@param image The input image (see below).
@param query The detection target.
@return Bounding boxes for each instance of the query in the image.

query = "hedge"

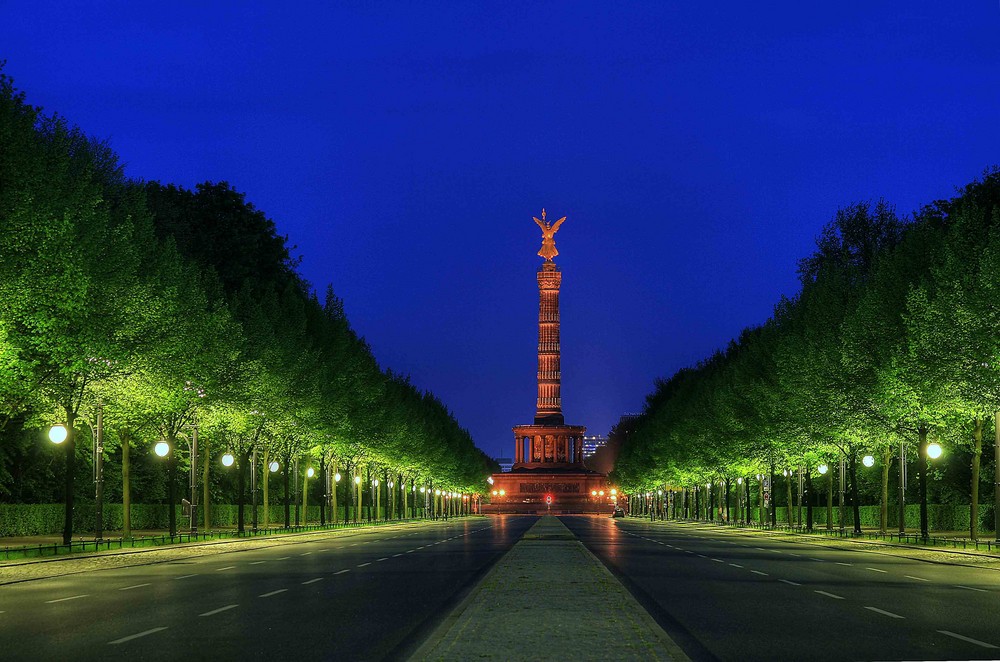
[0,503,427,537]
[741,504,996,533]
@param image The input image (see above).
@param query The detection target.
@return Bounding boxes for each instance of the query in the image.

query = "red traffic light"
[545,495,552,504]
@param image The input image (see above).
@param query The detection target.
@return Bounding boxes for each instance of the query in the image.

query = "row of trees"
[613,169,1000,540]
[0,70,495,543]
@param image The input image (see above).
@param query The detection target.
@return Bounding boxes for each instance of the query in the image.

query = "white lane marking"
[754,547,766,551]
[787,552,801,557]
[866,567,887,573]
[276,556,290,560]
[779,579,801,586]
[175,574,198,580]
[108,627,168,644]
[751,570,768,576]
[357,562,371,568]
[865,606,904,619]
[334,569,350,575]
[46,594,88,603]
[814,590,844,600]
[216,566,236,571]
[729,563,744,568]
[377,557,388,562]
[711,558,724,563]
[904,575,929,582]
[685,550,693,554]
[836,562,852,566]
[938,630,998,649]
[809,558,825,562]
[406,550,415,553]
[199,604,238,617]
[697,554,707,558]
[302,578,323,585]
[955,585,988,593]
[119,583,151,591]
[299,552,312,556]
[250,561,266,565]
[393,553,403,557]
[259,589,288,598]
[416,546,425,549]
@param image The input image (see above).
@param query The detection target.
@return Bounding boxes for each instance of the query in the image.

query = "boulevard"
[4,515,1000,660]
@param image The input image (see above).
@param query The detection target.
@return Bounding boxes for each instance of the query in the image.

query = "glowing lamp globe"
[334,472,341,482]
[862,455,875,468]
[154,441,170,457]
[927,443,943,459]
[354,476,361,484]
[817,464,829,475]
[48,425,68,444]
[306,467,315,478]
[221,452,235,467]
[269,461,280,473]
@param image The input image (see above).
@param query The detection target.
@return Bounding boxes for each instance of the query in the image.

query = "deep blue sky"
[3,2,998,458]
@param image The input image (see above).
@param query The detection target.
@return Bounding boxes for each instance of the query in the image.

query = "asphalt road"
[562,516,1000,662]
[0,516,536,661]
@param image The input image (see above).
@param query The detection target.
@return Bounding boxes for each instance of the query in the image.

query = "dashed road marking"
[729,563,744,568]
[199,604,238,617]
[809,558,824,562]
[276,556,290,561]
[302,578,323,585]
[955,585,987,593]
[216,566,236,571]
[334,569,350,575]
[711,558,724,563]
[866,567,886,573]
[751,570,768,576]
[393,553,403,557]
[109,627,168,644]
[814,590,844,600]
[119,583,151,591]
[836,562,852,566]
[865,606,904,619]
[938,631,997,649]
[46,594,88,603]
[299,552,312,556]
[904,575,929,582]
[357,562,371,568]
[259,589,288,598]
[250,561,266,565]
[779,579,801,586]
[175,574,197,580]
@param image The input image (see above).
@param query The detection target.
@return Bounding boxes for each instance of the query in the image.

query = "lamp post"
[304,466,315,525]
[898,440,906,535]
[49,402,104,544]
[818,463,831,531]
[839,456,846,533]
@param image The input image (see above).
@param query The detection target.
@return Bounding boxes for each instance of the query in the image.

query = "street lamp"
[222,452,235,467]
[817,464,829,475]
[154,441,170,457]
[927,443,943,460]
[862,455,875,468]
[269,461,280,473]
[48,403,105,544]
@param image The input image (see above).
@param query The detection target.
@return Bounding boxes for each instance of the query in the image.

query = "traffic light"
[545,495,552,505]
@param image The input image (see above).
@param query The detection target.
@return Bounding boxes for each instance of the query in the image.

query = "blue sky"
[3,1,998,457]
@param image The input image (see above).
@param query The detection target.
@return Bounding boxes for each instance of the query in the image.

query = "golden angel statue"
[533,208,566,262]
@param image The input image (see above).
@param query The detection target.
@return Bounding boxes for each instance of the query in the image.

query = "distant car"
[612,506,625,518]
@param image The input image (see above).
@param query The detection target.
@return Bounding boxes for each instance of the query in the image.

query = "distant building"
[494,456,514,472]
[581,435,607,458]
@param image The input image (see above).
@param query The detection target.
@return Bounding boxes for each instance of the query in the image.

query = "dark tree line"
[614,170,1000,540]
[0,70,495,541]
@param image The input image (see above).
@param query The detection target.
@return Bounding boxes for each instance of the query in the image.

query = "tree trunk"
[62,408,77,545]
[971,417,982,541]
[121,431,131,539]
[283,453,291,528]
[826,467,833,531]
[785,470,793,527]
[917,425,929,540]
[202,435,211,530]
[262,450,270,528]
[849,449,861,534]
[880,447,890,533]
[805,469,814,531]
[724,480,731,522]
[167,433,178,538]
[237,451,248,534]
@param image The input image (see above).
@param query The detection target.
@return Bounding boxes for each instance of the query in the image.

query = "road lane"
[0,516,536,660]
[562,516,1000,661]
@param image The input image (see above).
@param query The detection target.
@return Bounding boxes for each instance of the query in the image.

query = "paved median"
[411,515,688,661]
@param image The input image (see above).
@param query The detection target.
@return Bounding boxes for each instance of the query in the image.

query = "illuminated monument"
[487,210,610,513]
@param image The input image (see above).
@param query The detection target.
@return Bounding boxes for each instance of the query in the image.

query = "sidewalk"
[410,516,688,661]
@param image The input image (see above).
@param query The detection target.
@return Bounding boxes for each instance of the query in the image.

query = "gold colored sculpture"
[533,208,566,262]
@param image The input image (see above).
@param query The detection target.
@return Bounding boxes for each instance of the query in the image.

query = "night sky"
[3,3,998,458]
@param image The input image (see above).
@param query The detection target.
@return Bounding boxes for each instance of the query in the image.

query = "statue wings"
[550,216,566,233]
[533,216,546,231]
